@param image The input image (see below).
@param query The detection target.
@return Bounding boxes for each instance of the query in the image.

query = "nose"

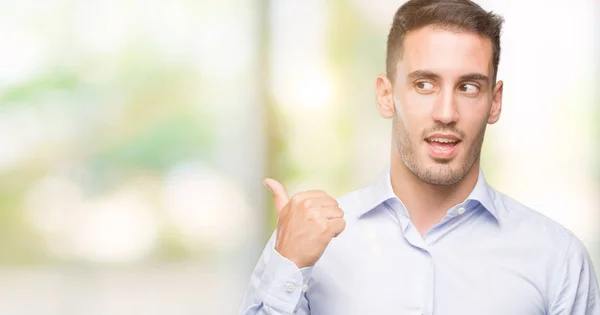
[431,88,459,124]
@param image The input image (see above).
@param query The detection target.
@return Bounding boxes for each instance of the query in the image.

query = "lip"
[425,133,461,141]
[424,134,461,160]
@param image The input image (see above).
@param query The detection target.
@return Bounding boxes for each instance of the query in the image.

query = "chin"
[420,169,466,186]
[399,147,473,185]
[414,159,467,184]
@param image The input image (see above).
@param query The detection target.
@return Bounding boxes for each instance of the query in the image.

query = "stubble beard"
[393,116,487,186]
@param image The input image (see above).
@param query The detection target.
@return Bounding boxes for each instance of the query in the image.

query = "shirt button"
[284,283,295,292]
[457,207,465,215]
[302,284,309,292]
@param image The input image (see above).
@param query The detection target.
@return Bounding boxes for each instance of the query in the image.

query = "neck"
[390,155,480,235]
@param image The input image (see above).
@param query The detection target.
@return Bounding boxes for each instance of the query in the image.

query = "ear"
[375,74,395,119]
[488,80,503,124]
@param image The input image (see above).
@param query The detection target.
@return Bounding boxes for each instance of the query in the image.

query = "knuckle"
[308,189,327,197]
[322,193,337,205]
[302,199,312,209]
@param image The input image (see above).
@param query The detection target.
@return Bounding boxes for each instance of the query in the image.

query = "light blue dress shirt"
[238,168,599,315]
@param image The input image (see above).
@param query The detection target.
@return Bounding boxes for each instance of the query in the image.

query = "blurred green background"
[0,0,597,314]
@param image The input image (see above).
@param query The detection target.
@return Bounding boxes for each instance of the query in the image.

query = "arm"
[238,178,344,315]
[549,235,600,315]
[237,233,312,315]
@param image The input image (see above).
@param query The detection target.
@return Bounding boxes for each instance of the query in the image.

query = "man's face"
[382,25,502,186]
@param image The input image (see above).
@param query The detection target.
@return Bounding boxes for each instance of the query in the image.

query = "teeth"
[429,138,457,143]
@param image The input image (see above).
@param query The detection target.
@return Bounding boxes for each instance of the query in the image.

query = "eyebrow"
[459,73,489,83]
[407,70,490,84]
[407,70,440,81]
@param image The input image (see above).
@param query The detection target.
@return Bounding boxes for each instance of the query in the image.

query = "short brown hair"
[386,0,504,83]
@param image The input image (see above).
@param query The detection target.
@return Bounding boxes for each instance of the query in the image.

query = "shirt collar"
[357,166,499,221]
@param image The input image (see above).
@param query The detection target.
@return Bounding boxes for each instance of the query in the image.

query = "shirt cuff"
[257,247,314,314]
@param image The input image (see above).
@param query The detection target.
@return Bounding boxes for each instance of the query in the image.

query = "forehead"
[399,25,493,78]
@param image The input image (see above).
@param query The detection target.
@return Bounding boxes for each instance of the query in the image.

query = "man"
[238,0,600,314]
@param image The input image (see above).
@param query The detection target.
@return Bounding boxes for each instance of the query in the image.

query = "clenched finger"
[328,218,346,237]
[302,197,338,209]
[319,206,344,219]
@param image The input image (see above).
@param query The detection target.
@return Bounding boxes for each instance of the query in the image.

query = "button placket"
[421,247,435,315]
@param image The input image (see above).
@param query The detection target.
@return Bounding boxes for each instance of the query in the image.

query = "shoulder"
[493,189,575,236]
[492,189,598,308]
[334,184,375,219]
[491,188,583,256]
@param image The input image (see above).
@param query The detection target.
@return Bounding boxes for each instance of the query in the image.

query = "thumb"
[264,178,289,217]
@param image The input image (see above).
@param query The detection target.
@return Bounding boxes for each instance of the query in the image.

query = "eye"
[459,83,479,96]
[415,81,436,94]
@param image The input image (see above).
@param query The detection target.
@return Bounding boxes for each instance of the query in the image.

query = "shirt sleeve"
[549,234,600,315]
[238,231,313,315]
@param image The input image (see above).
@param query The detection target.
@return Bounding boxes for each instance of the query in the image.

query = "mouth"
[425,135,461,159]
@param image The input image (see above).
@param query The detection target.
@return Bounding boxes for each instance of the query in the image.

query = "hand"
[264,178,346,269]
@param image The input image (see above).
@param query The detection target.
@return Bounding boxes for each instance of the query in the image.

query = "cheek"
[396,93,433,132]
[457,105,489,138]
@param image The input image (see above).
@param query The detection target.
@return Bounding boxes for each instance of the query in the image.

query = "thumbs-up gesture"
[264,178,346,269]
